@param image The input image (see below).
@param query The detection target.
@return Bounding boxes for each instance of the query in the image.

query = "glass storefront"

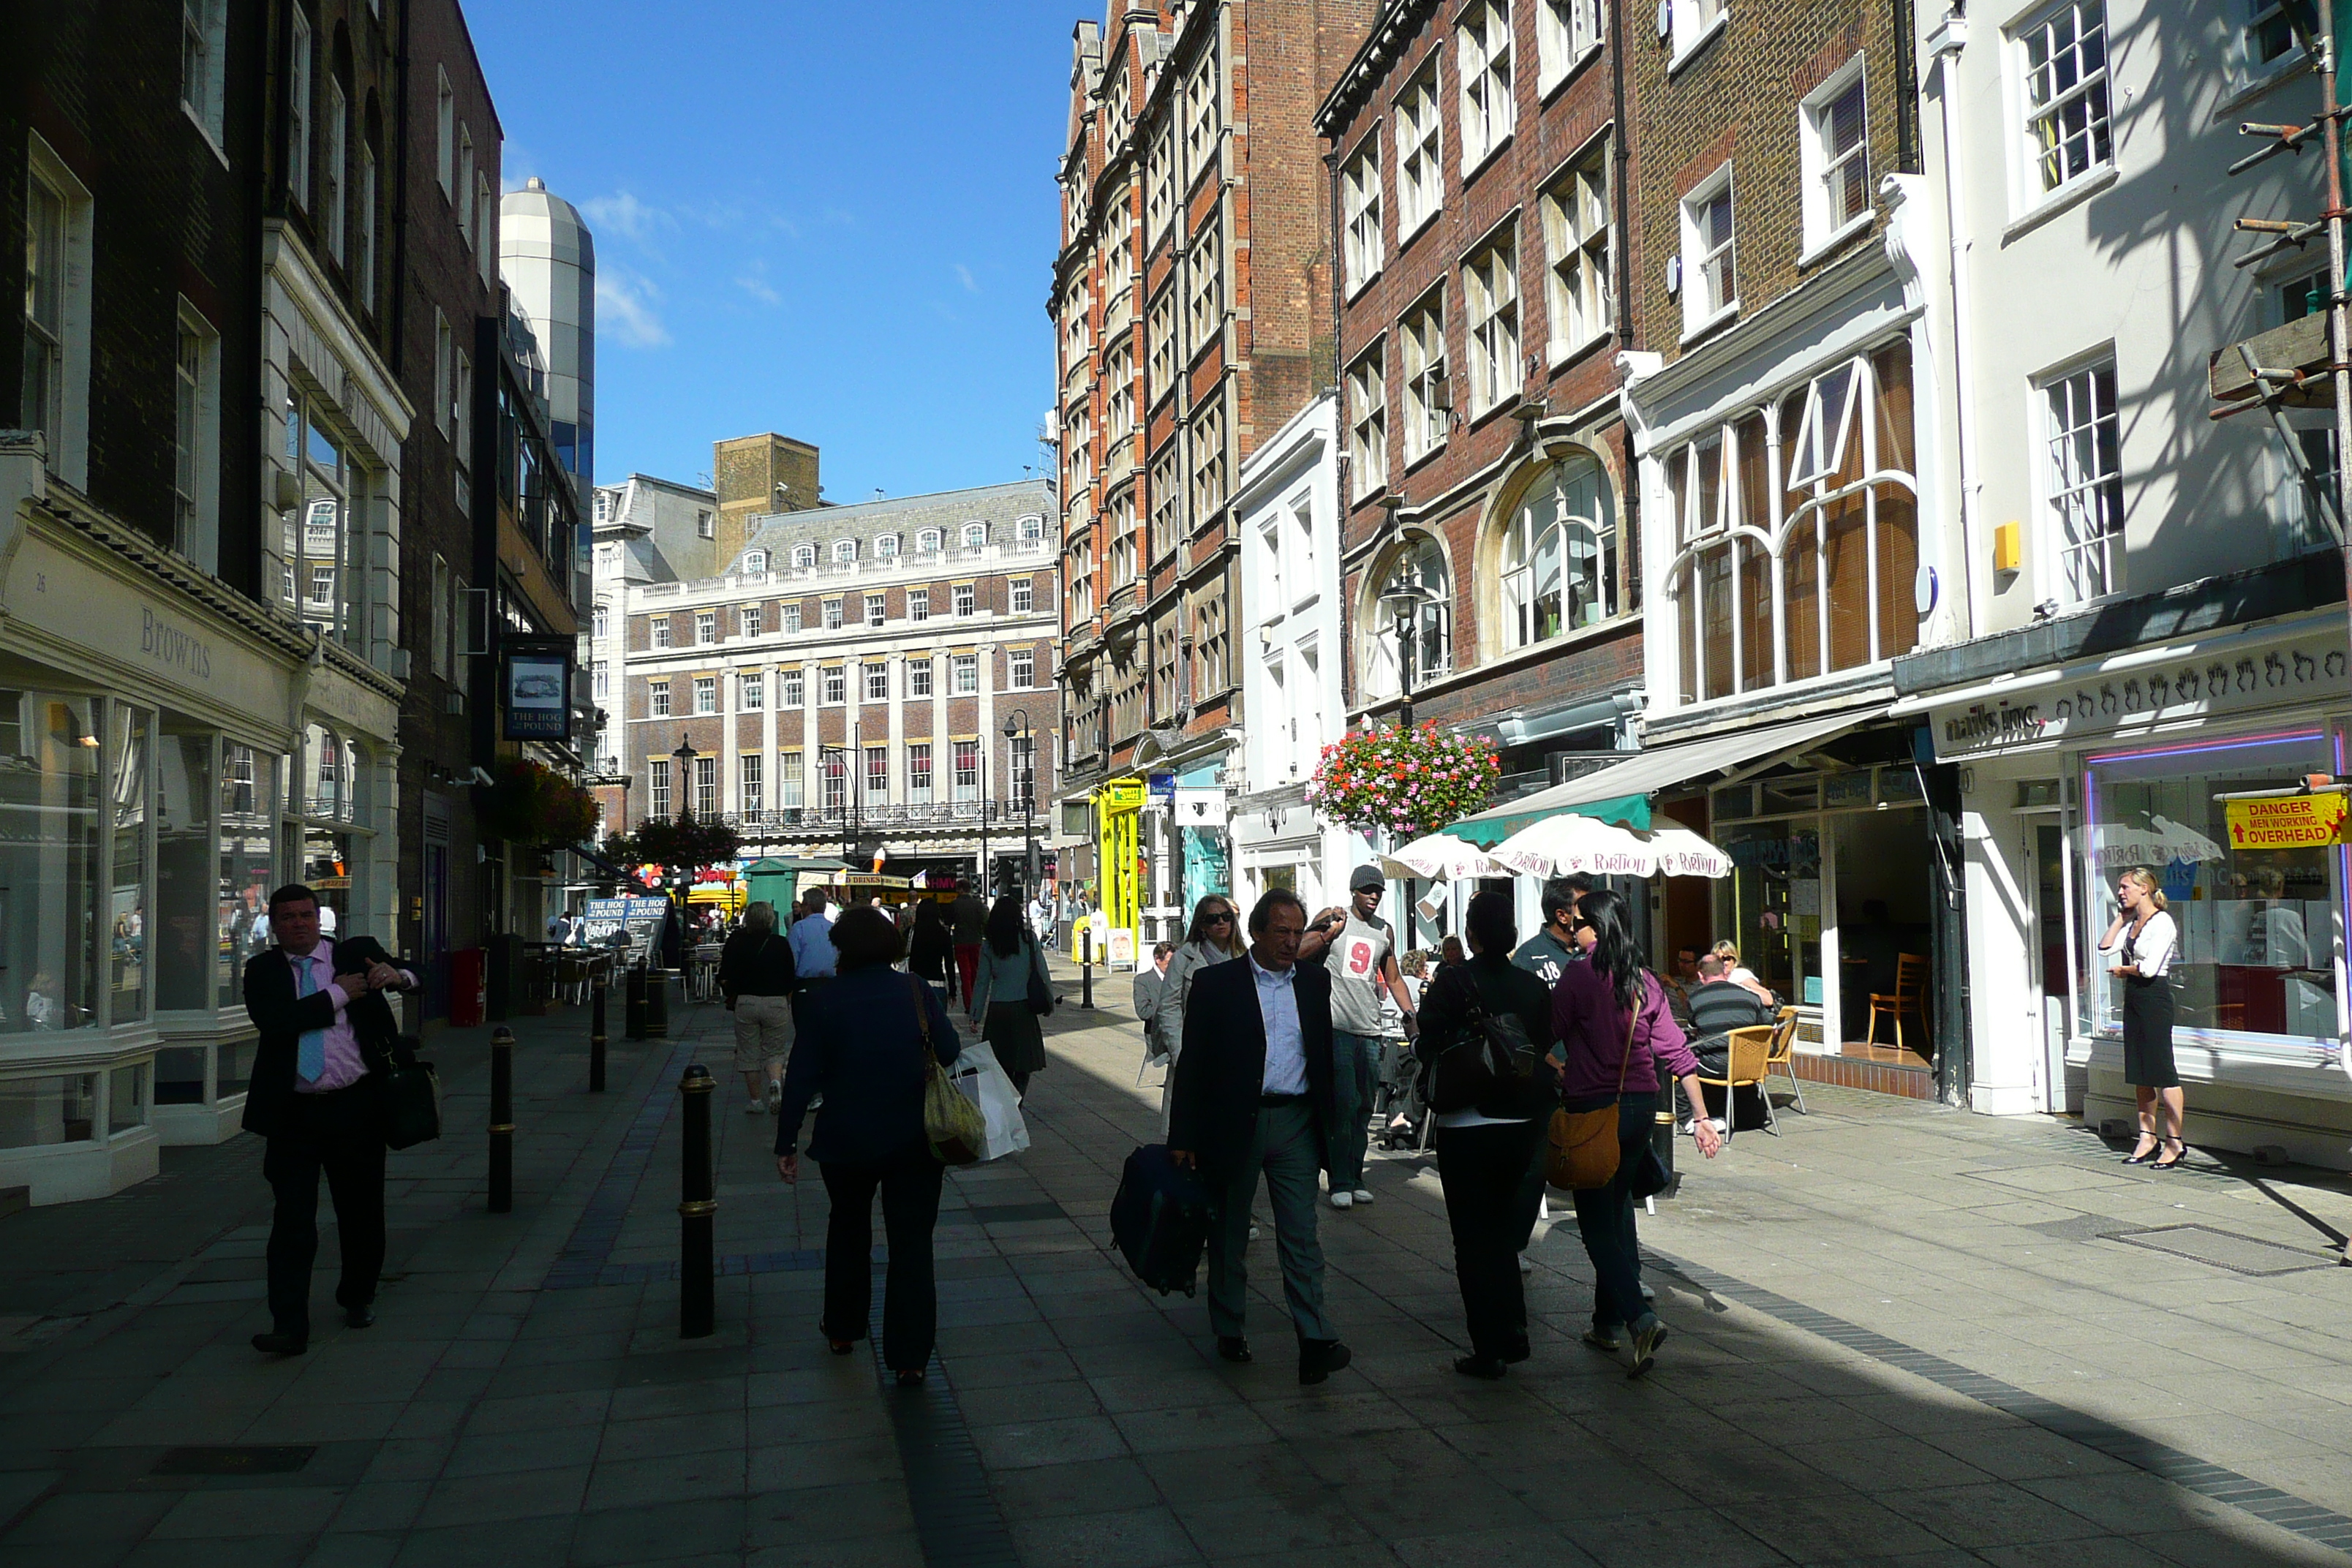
[2081,728,2342,1054]
[0,1074,97,1147]
[109,704,150,1023]
[220,742,276,1003]
[0,690,102,1035]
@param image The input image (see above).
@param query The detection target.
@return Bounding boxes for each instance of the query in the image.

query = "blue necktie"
[296,954,328,1083]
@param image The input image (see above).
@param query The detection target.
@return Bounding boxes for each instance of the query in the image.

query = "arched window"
[1663,337,1917,704]
[916,528,943,554]
[874,533,900,559]
[832,539,856,564]
[961,521,988,549]
[742,551,766,575]
[1367,536,1451,698]
[1501,455,1616,649]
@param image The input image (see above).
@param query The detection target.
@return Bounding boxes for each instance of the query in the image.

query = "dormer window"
[832,539,857,563]
[791,544,815,569]
[961,522,988,549]
[742,551,766,574]
[875,533,900,559]
[917,528,943,553]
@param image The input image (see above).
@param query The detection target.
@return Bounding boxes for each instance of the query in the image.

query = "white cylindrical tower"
[499,176,596,485]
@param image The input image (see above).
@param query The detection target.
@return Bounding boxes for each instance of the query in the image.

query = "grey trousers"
[1205,1100,1337,1343]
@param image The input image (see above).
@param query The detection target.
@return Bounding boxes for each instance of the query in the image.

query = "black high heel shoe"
[2122,1137,2160,1165]
[2150,1138,2188,1172]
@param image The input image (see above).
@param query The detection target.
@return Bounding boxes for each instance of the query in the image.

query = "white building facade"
[1229,396,1356,915]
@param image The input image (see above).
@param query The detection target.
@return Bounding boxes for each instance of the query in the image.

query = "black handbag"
[1422,970,1554,1119]
[1025,938,1056,1017]
[377,1036,442,1150]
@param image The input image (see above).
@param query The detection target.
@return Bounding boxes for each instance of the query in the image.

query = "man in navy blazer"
[1169,888,1351,1384]
[241,884,415,1356]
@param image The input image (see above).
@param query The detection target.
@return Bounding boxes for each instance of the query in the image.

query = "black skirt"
[2121,976,2178,1089]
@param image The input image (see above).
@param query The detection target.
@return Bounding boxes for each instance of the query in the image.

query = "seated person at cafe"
[1680,954,1776,1131]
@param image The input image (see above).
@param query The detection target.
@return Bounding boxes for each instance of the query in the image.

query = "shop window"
[0,694,102,1035]
[109,1063,148,1135]
[109,706,151,1024]
[1666,337,1918,704]
[156,725,216,1013]
[0,1074,97,1146]
[219,740,275,1008]
[2082,730,2342,1053]
[301,723,365,932]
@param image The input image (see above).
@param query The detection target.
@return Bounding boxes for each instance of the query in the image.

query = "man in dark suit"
[242,884,415,1355]
[1169,888,1352,1384]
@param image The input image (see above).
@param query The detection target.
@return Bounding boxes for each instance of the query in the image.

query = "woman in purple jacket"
[1550,889,1722,1376]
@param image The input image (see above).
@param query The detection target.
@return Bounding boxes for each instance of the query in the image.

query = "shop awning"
[1447,709,1882,846]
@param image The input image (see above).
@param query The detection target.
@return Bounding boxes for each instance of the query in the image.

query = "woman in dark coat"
[908,897,954,997]
[776,906,961,1383]
[1414,892,1560,1379]
[968,896,1047,1095]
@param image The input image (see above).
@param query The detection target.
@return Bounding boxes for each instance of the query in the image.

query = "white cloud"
[736,265,781,307]
[580,191,672,244]
[597,268,671,348]
[954,263,979,295]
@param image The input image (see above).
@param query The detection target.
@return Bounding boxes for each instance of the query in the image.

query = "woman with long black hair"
[1550,889,1722,1376]
[968,895,1049,1096]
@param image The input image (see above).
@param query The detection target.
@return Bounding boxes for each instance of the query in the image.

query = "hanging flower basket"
[1304,721,1501,844]
[476,758,599,847]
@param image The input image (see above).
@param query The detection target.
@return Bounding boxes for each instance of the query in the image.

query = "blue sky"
[467,1,1079,503]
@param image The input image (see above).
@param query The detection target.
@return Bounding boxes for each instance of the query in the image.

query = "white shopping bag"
[946,1041,1030,1161]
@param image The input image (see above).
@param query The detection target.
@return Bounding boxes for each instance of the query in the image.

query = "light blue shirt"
[788,912,837,979]
[1250,952,1308,1096]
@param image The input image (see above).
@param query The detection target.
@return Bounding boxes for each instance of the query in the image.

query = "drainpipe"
[1926,10,1984,641]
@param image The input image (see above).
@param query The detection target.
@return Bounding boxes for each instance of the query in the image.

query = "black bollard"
[589,967,608,1093]
[1651,1058,1679,1200]
[678,1064,715,1338]
[645,968,670,1039]
[489,1025,515,1213]
[1080,927,1093,1010]
[624,962,647,1041]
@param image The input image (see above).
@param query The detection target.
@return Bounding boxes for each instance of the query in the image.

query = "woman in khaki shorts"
[720,902,801,1115]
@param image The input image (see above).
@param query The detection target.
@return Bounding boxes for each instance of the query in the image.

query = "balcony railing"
[723,801,1040,835]
[638,540,1051,601]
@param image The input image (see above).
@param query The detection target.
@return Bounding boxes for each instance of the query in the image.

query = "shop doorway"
[2026,818,2075,1112]
[1831,807,1934,1063]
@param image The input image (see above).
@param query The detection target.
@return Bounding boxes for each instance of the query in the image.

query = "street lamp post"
[1375,584,1436,946]
[667,734,698,967]
[980,733,991,898]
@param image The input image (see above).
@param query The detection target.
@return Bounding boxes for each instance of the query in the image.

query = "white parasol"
[1376,832,1513,882]
[1490,814,1735,880]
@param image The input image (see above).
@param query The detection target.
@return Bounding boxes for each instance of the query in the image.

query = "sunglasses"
[1203,911,1235,924]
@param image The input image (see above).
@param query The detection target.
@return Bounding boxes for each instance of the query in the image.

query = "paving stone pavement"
[2,961,2351,1567]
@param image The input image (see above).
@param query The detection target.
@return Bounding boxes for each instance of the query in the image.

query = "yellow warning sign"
[2225,793,2351,851]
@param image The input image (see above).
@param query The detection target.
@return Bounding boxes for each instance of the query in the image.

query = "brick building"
[1052,0,1373,933]
[1315,0,1647,941]
[621,479,1060,894]
[393,0,501,1019]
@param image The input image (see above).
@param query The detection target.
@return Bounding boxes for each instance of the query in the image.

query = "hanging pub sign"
[502,638,573,742]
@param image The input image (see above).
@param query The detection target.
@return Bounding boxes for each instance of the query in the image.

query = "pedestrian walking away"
[2100,866,2186,1169]
[1416,891,1561,1379]
[720,900,799,1116]
[949,878,988,1009]
[1552,889,1722,1377]
[241,883,418,1356]
[1156,894,1248,1136]
[788,890,837,1027]
[1167,888,1352,1385]
[776,905,961,1383]
[968,895,1049,1097]
[907,897,954,1000]
[1300,864,1416,1211]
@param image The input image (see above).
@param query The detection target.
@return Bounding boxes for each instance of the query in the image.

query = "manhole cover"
[2104,1224,2335,1277]
[152,1446,316,1477]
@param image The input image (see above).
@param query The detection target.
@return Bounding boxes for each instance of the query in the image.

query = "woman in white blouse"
[2098,867,2185,1170]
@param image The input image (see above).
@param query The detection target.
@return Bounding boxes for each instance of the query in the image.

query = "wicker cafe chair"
[1697,1026,1779,1142]
[1765,1005,1806,1115]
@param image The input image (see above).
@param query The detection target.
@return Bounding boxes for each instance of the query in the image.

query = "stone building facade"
[621,480,1060,894]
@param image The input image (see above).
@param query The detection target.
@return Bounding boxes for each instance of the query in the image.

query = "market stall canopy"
[1448,709,1880,846]
[1376,832,1512,882]
[1490,815,1734,879]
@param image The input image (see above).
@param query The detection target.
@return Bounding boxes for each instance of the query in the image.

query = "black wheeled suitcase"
[1110,1144,1209,1296]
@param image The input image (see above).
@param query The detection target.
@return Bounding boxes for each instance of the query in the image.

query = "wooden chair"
[1865,954,1931,1056]
[1696,1025,1778,1141]
[1764,1005,1807,1115]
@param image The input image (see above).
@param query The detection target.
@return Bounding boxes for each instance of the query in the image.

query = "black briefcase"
[377,1036,442,1150]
